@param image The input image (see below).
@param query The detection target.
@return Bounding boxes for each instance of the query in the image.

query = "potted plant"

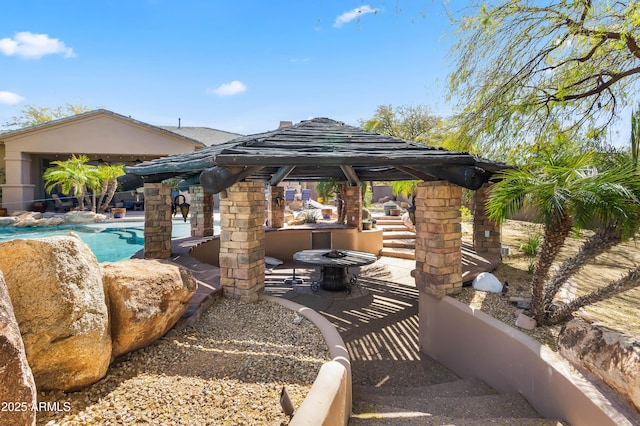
[111,207,127,219]
[362,219,373,230]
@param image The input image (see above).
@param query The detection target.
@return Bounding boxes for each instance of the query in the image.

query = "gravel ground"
[36,299,330,425]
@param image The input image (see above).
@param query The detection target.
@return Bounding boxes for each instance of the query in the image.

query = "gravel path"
[37,299,330,425]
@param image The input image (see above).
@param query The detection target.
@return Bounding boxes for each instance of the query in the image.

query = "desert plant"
[519,234,541,257]
[488,149,640,325]
[302,210,318,223]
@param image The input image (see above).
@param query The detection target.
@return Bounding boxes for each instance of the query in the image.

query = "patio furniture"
[301,189,312,208]
[293,249,378,293]
[52,194,73,212]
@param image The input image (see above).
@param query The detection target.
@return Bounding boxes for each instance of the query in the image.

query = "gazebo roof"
[122,117,508,192]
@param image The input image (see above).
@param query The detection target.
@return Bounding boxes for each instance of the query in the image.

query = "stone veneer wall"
[143,183,172,259]
[189,186,214,237]
[473,183,501,255]
[344,186,363,230]
[268,185,285,229]
[218,181,265,302]
[414,181,463,298]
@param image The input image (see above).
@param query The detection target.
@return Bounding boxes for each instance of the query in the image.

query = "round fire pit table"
[293,249,378,293]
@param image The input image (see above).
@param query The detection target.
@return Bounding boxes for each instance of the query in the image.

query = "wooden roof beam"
[200,166,264,194]
[395,166,437,181]
[340,165,360,186]
[268,165,296,186]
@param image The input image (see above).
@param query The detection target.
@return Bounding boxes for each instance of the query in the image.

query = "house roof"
[122,117,509,193]
[159,126,243,147]
[0,109,241,149]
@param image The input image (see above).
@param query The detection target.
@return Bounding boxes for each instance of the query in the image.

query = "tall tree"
[5,103,92,128]
[360,104,444,145]
[487,149,640,325]
[448,1,640,155]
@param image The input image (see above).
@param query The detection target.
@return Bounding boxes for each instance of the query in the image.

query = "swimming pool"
[0,221,199,262]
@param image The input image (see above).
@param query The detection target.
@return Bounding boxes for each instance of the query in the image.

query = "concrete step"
[383,238,416,249]
[375,217,406,225]
[353,377,496,399]
[382,231,416,240]
[380,224,411,232]
[351,393,543,421]
[349,415,562,425]
[381,247,416,260]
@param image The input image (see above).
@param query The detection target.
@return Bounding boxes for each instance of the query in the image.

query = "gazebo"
[121,117,508,304]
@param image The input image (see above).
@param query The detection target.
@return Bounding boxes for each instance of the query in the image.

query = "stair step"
[352,393,542,420]
[375,218,406,225]
[381,247,416,260]
[383,238,416,249]
[349,415,563,425]
[382,231,416,240]
[380,224,411,232]
[353,378,496,399]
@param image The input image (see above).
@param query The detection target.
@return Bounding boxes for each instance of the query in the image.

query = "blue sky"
[0,1,458,135]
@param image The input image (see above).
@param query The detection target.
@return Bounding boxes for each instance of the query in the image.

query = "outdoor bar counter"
[189,224,383,266]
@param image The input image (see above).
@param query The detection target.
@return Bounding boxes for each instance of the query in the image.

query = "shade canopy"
[121,117,508,193]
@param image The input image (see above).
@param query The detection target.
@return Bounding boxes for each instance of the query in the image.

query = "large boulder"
[102,259,197,359]
[558,320,640,412]
[63,211,108,224]
[0,272,36,426]
[12,212,64,228]
[0,234,111,391]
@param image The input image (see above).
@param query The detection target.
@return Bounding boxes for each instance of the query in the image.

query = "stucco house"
[0,109,242,211]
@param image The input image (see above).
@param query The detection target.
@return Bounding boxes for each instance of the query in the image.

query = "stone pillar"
[143,183,172,259]
[414,181,462,298]
[189,185,214,237]
[473,183,501,256]
[218,181,265,302]
[344,186,363,230]
[268,185,285,229]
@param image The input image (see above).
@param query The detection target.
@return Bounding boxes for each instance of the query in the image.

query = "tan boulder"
[0,234,111,391]
[0,272,36,426]
[102,259,197,359]
[558,320,640,412]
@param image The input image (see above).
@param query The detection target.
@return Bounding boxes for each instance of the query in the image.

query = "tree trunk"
[337,183,348,224]
[531,213,573,323]
[543,223,622,307]
[545,266,640,325]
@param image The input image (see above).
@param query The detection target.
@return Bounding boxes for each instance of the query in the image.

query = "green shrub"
[460,206,472,222]
[520,234,541,257]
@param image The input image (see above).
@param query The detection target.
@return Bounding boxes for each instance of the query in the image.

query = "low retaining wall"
[420,294,636,426]
[262,295,351,426]
[189,226,383,266]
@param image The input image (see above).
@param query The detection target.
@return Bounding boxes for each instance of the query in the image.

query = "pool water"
[0,221,196,262]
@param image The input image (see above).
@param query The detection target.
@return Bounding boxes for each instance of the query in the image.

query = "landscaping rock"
[0,272,36,426]
[472,272,503,293]
[515,313,537,330]
[558,320,640,412]
[12,212,64,228]
[102,259,197,359]
[0,234,111,391]
[63,211,107,223]
[0,216,19,227]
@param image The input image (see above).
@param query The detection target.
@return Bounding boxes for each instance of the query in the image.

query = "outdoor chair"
[301,189,312,208]
[52,194,73,212]
[284,189,296,202]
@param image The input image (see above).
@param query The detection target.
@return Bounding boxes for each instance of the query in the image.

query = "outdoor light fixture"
[172,194,190,222]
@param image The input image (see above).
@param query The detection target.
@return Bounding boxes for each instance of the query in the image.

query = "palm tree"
[95,164,125,213]
[487,150,640,325]
[44,155,101,211]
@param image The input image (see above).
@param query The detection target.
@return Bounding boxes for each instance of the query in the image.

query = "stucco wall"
[189,227,384,266]
[420,294,635,426]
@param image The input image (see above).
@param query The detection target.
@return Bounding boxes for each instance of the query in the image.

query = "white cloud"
[334,5,377,28]
[0,32,75,59]
[206,80,247,96]
[0,91,24,105]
